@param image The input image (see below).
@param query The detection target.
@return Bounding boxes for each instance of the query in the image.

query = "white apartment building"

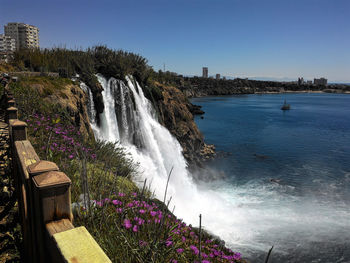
[4,22,39,50]
[0,34,16,53]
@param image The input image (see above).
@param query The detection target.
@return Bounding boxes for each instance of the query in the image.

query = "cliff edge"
[154,83,214,167]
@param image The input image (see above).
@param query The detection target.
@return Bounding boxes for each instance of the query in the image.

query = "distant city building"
[216,74,220,80]
[202,67,208,78]
[314,78,327,86]
[307,80,312,84]
[4,22,39,50]
[298,77,304,85]
[223,76,226,80]
[0,34,16,53]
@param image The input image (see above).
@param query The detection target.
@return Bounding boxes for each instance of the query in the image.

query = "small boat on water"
[281,99,291,110]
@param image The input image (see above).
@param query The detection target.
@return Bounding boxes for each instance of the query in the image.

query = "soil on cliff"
[13,76,94,140]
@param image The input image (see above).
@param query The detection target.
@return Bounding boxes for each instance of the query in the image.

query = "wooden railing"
[2,85,111,263]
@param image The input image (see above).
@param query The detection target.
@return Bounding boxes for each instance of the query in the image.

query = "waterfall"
[91,75,193,201]
[118,81,129,142]
[95,74,120,142]
[84,74,256,253]
[85,75,205,220]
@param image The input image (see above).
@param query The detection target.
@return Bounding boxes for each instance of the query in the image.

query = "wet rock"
[188,103,205,115]
[155,84,210,165]
[200,144,216,160]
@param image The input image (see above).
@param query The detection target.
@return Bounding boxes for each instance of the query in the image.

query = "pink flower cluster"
[27,113,96,160]
[93,192,243,263]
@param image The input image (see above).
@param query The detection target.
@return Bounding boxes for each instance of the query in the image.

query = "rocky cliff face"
[80,75,105,125]
[153,83,214,167]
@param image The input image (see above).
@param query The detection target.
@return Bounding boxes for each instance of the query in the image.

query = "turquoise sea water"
[192,93,350,262]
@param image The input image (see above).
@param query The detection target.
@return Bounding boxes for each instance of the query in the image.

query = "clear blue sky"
[1,0,349,82]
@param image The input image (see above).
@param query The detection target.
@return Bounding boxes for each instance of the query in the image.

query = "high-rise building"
[314,78,327,86]
[216,74,220,80]
[202,67,208,78]
[4,22,39,50]
[298,77,304,85]
[0,34,16,53]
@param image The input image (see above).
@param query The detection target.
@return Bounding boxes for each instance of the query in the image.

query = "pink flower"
[233,253,241,260]
[150,211,157,217]
[116,208,123,213]
[139,209,145,214]
[123,219,132,229]
[112,200,121,205]
[176,248,184,254]
[133,225,138,232]
[139,240,147,247]
[118,192,126,197]
[137,218,145,225]
[190,245,199,255]
[165,240,173,247]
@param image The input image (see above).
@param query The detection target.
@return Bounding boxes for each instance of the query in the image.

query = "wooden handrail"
[1,85,111,263]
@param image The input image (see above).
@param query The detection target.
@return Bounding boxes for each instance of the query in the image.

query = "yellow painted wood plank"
[53,226,111,263]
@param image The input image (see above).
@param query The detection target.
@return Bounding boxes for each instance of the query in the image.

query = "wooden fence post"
[27,160,59,263]
[7,99,16,107]
[11,120,27,141]
[12,140,40,263]
[9,120,27,195]
[6,106,18,122]
[32,170,72,262]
